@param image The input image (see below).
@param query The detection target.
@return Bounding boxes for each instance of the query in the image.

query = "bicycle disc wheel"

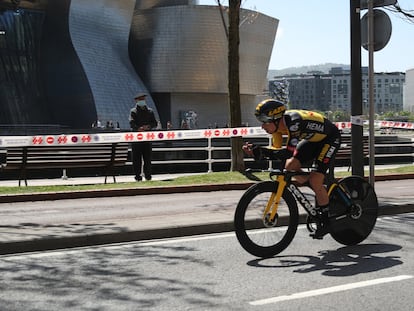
[234,181,299,258]
[329,176,378,245]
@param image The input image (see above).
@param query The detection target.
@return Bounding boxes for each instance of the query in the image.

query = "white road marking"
[249,275,414,306]
[0,232,238,259]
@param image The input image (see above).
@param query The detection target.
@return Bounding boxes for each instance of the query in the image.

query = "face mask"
[136,100,146,107]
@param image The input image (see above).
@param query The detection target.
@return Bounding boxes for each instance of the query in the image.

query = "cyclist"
[243,99,341,239]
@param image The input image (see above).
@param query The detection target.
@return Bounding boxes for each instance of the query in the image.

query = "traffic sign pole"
[350,0,364,177]
[368,0,376,186]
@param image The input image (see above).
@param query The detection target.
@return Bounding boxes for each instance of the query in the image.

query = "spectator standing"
[129,93,157,181]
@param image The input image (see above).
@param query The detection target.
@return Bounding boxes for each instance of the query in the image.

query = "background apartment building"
[270,67,405,116]
[404,68,414,113]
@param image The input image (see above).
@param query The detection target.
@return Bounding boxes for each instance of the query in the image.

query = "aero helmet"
[255,99,286,123]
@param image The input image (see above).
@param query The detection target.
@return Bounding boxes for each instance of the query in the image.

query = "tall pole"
[350,0,364,177]
[368,0,376,186]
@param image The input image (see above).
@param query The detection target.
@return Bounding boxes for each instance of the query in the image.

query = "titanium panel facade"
[130,5,277,95]
[0,1,278,130]
[69,0,158,128]
[129,5,277,128]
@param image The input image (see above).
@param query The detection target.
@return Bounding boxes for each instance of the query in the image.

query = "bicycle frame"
[263,170,318,221]
[264,170,352,222]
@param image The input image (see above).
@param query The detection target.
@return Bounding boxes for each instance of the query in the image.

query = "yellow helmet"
[255,99,286,123]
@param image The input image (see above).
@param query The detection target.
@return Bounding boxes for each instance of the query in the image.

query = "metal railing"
[1,129,412,179]
[149,137,271,172]
[146,135,413,173]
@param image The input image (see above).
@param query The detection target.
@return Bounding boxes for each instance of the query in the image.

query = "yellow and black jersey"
[253,110,340,166]
[270,109,339,151]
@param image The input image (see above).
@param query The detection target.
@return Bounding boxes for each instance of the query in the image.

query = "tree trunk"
[228,0,245,172]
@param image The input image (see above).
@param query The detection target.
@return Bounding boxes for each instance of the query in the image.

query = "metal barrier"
[147,135,413,173]
[150,136,272,172]
[1,128,413,178]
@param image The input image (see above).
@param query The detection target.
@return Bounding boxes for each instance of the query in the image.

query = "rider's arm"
[252,146,293,161]
[246,131,293,161]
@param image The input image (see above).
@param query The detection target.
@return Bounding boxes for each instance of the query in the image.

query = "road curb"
[0,183,255,203]
[1,203,413,256]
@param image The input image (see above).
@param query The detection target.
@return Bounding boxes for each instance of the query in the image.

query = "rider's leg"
[309,171,330,239]
[285,157,308,184]
[309,171,329,206]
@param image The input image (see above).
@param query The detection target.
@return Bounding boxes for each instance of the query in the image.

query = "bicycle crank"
[306,215,318,233]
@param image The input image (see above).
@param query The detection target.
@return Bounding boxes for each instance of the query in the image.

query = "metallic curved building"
[0,0,278,130]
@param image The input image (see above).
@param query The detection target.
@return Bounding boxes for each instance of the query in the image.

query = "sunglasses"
[256,115,282,126]
[256,115,274,123]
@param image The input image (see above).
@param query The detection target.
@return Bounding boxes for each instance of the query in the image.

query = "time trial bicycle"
[234,168,378,258]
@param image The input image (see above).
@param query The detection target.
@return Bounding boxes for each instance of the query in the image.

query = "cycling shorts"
[293,134,341,174]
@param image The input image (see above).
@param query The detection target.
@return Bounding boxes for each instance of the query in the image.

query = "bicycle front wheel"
[329,176,378,245]
[234,181,299,258]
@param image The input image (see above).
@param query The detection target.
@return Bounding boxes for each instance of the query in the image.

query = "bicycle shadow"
[247,243,403,277]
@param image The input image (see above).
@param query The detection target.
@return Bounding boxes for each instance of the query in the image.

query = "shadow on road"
[247,243,403,277]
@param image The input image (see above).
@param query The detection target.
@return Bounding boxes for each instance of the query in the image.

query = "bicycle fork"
[262,175,287,225]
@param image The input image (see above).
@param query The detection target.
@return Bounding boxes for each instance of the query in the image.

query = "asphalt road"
[0,179,413,255]
[0,212,413,311]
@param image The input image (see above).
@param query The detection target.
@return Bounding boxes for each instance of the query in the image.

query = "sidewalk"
[0,168,413,255]
[0,172,201,187]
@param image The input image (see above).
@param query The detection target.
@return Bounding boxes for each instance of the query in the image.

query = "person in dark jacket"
[129,93,157,181]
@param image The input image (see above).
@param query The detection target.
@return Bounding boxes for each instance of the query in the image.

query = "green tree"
[331,110,351,122]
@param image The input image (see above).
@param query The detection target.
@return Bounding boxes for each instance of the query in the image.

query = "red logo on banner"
[125,133,134,141]
[222,129,230,136]
[241,128,248,135]
[146,132,155,140]
[46,136,54,144]
[58,136,67,144]
[137,133,143,140]
[158,132,164,139]
[32,137,43,145]
[232,129,238,135]
[214,129,220,136]
[82,135,91,143]
[167,132,175,139]
[204,130,212,137]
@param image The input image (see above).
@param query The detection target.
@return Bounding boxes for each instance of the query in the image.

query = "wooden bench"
[0,143,129,186]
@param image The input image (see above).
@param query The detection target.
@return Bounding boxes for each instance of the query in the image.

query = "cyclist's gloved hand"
[242,142,255,157]
[242,143,265,161]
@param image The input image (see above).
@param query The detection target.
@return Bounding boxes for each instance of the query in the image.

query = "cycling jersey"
[257,109,341,173]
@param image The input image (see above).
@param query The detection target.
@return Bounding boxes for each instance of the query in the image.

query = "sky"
[198,0,414,72]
